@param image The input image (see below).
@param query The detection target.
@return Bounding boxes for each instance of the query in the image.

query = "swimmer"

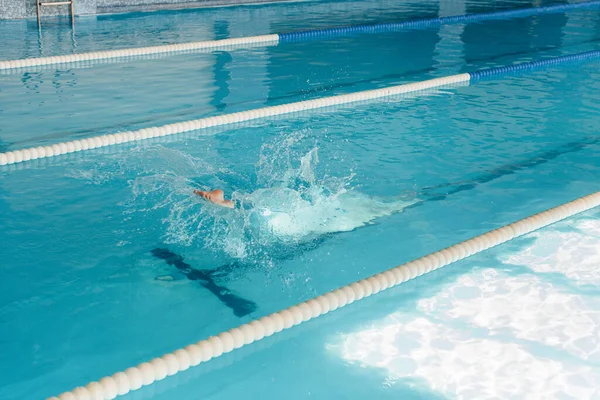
[194,189,235,209]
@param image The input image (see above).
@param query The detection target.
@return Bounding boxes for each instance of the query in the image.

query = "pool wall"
[0,0,294,20]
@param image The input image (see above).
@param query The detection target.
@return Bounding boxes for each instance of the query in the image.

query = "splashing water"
[245,186,414,238]
[75,133,415,263]
[244,132,416,241]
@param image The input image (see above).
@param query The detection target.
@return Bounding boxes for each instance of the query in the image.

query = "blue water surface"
[1,0,600,399]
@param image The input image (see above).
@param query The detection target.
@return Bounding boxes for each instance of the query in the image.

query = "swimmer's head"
[194,189,235,209]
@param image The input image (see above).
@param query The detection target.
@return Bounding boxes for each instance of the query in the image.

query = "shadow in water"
[151,248,257,317]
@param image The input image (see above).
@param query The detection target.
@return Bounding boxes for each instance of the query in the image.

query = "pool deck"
[0,0,298,20]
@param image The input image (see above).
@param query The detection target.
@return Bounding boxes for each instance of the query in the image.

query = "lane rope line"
[0,87,455,173]
[0,73,471,166]
[278,0,600,42]
[0,35,279,71]
[2,50,600,167]
[1,0,599,71]
[48,190,600,400]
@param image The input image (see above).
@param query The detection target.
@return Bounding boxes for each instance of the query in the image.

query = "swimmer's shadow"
[151,248,257,318]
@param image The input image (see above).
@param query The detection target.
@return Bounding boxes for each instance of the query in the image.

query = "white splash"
[117,132,415,260]
[245,186,414,237]
[242,136,414,239]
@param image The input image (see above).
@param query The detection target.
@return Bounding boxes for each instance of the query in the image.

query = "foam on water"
[249,187,413,238]
[244,145,413,238]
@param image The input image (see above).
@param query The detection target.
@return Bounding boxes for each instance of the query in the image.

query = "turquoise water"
[1,1,600,399]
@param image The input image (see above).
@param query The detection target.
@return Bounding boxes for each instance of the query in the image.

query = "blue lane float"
[279,0,600,42]
[469,49,600,81]
[1,0,600,71]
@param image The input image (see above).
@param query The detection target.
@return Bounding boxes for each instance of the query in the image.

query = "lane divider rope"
[2,50,600,167]
[0,35,279,71]
[0,73,471,166]
[0,86,453,174]
[1,0,599,71]
[470,49,600,81]
[278,0,600,42]
[48,190,600,400]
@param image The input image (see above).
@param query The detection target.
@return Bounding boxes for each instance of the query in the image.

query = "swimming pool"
[1,0,600,399]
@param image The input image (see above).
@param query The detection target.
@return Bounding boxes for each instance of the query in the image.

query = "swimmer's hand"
[194,189,235,209]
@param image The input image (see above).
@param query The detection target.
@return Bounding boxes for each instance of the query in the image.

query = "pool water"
[1,0,600,399]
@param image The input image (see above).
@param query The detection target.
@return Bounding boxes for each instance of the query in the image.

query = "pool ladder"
[37,0,75,27]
